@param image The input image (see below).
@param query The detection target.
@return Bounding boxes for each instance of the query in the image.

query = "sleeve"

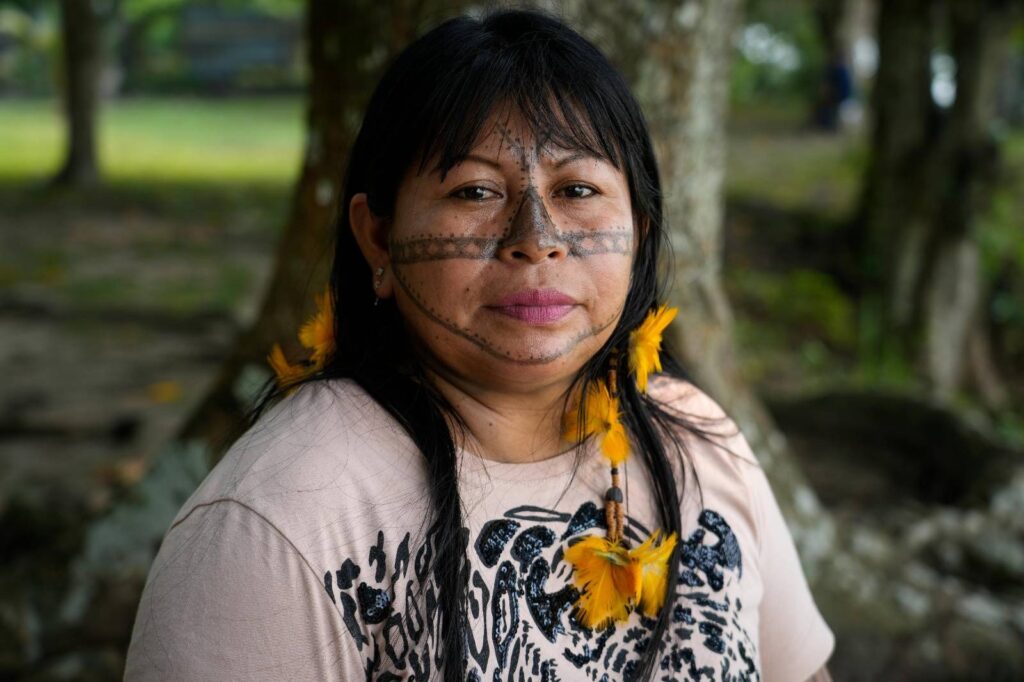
[745,459,836,681]
[124,499,363,681]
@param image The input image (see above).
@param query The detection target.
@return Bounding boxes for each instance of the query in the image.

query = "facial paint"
[388,120,632,364]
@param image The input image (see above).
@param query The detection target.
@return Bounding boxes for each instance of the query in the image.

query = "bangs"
[409,27,632,182]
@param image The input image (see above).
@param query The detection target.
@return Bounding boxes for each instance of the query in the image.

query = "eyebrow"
[550,150,598,168]
[434,149,604,175]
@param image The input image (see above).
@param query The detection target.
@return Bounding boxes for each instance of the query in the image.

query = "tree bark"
[52,0,104,187]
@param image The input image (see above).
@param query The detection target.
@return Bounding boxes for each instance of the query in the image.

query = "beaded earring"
[373,266,384,306]
[562,304,680,630]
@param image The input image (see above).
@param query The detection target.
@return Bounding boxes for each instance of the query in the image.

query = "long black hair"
[249,8,735,681]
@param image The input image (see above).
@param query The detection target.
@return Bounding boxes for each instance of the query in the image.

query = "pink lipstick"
[488,288,577,324]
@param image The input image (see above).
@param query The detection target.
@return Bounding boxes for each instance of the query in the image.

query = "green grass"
[0,96,304,185]
[0,96,297,318]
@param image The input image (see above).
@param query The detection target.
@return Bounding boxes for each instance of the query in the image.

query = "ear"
[349,192,394,299]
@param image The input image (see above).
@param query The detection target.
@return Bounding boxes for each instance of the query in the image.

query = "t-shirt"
[124,375,835,681]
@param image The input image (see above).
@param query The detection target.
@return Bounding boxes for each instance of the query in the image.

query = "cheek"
[391,259,486,326]
[586,254,634,310]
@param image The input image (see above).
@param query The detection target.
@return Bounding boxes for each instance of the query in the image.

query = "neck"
[423,365,578,465]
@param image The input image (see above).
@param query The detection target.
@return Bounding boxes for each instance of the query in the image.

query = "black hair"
[249,7,735,681]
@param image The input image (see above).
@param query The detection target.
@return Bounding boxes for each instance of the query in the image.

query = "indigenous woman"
[126,8,835,681]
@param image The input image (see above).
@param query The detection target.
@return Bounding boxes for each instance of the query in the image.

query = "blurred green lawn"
[0,97,302,320]
[0,97,303,184]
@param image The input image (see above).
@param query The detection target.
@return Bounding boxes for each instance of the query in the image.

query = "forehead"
[473,109,567,154]
[421,102,621,181]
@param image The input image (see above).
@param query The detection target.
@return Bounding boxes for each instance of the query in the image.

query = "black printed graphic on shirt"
[322,503,759,681]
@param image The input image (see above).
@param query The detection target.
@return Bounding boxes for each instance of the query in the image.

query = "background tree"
[51,0,106,187]
[857,0,1020,407]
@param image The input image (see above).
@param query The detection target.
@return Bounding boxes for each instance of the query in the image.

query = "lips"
[488,288,578,324]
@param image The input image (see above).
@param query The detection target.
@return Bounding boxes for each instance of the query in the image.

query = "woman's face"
[373,108,636,394]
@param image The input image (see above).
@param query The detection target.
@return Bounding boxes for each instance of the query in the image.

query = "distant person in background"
[814,48,855,132]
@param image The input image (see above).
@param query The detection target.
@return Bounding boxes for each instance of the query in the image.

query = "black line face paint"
[389,229,632,264]
[391,263,622,364]
[386,110,635,369]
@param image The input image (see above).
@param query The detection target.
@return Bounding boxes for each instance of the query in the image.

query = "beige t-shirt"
[124,375,834,681]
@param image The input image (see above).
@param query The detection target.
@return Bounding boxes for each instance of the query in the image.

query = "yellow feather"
[561,380,632,467]
[601,418,630,467]
[629,530,678,617]
[267,343,308,389]
[629,304,678,392]
[298,287,335,365]
[565,535,642,629]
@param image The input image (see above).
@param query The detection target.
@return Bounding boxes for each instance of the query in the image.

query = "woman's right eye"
[450,186,500,201]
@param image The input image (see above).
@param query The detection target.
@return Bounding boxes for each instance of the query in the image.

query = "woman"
[125,8,835,681]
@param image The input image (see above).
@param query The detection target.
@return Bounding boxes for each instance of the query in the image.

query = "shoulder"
[645,373,761,469]
[644,373,767,562]
[168,378,428,536]
[126,497,356,680]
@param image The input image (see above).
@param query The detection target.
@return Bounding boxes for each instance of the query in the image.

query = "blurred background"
[1,0,1023,680]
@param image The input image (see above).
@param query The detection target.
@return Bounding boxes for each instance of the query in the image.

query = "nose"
[497,186,568,264]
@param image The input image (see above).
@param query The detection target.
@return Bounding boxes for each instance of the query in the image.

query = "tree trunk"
[921,0,1013,402]
[52,0,103,187]
[857,0,1015,405]
[177,0,457,463]
[857,0,939,355]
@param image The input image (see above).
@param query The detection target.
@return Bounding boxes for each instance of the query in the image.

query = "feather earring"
[562,305,680,630]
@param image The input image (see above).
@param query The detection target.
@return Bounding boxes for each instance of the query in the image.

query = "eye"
[450,185,500,201]
[559,184,598,199]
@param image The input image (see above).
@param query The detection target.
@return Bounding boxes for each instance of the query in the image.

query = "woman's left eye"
[560,184,597,199]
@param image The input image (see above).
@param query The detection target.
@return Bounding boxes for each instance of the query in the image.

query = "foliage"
[0,0,303,96]
[976,131,1024,378]
[728,268,857,351]
[731,0,826,106]
[0,3,59,96]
